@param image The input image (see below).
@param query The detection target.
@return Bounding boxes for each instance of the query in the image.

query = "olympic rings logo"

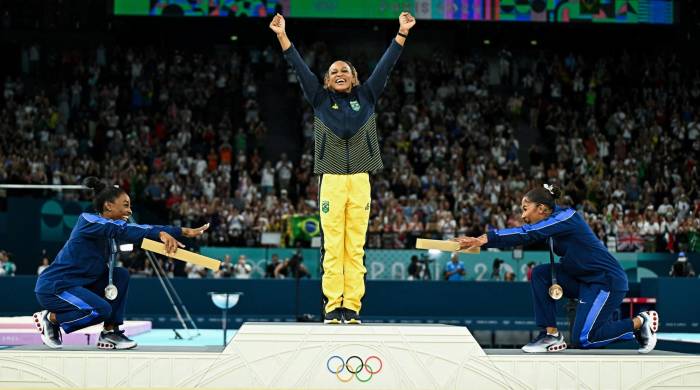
[326,355,383,383]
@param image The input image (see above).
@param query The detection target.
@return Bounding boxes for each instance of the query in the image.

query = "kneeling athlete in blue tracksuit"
[34,177,208,349]
[456,184,659,353]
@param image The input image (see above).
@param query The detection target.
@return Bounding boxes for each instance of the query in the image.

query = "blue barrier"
[6,276,690,332]
[641,278,700,332]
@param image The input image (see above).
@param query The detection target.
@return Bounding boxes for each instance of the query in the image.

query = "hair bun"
[83,176,106,193]
[543,184,562,200]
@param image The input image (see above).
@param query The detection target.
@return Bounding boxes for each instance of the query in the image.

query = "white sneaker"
[636,310,659,354]
[521,332,567,353]
[33,310,62,349]
[96,329,137,350]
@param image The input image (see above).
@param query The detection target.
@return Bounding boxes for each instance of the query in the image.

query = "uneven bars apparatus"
[131,218,207,339]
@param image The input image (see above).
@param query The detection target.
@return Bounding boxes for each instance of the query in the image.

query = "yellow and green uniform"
[284,40,403,314]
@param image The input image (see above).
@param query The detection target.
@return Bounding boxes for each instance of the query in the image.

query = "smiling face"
[520,197,551,225]
[102,192,132,222]
[325,61,357,93]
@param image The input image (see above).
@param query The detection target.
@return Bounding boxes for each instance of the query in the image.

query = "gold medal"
[549,284,563,300]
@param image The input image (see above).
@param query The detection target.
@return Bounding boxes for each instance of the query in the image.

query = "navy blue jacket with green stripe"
[485,206,629,291]
[284,40,403,174]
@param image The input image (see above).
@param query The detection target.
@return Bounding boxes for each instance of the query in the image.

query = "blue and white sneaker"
[636,310,659,354]
[33,310,62,349]
[97,329,137,350]
[521,331,567,353]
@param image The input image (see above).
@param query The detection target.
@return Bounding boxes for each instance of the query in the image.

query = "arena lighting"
[483,39,491,45]
[230,35,238,41]
[530,40,538,46]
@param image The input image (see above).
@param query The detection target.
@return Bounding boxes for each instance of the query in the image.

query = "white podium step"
[1,322,699,389]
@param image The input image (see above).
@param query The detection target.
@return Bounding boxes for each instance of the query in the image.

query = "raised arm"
[394,11,415,47]
[270,13,322,106]
[365,12,416,102]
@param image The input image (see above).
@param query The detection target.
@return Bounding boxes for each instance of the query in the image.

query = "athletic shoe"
[342,308,362,324]
[33,310,62,349]
[521,331,567,353]
[323,308,343,324]
[96,329,137,350]
[637,310,659,354]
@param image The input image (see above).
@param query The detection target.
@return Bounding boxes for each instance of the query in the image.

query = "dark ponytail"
[524,184,561,210]
[83,176,125,213]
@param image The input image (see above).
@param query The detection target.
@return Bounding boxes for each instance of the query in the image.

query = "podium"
[1,323,700,389]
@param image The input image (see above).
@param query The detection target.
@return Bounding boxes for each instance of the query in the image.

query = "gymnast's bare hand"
[159,231,184,254]
[182,223,210,238]
[399,12,416,32]
[269,13,286,35]
[454,235,487,250]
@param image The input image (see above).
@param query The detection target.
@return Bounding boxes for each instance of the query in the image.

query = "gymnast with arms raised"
[270,11,415,324]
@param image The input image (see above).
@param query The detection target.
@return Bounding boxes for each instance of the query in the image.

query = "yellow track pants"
[319,173,370,314]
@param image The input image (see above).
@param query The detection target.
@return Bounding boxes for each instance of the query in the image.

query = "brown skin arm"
[270,14,291,51]
[395,11,416,47]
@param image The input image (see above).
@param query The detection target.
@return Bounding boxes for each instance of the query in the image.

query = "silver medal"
[105,284,118,300]
[106,239,119,300]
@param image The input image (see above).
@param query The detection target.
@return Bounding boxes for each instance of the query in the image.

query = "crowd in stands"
[1,38,699,275]
[0,250,17,276]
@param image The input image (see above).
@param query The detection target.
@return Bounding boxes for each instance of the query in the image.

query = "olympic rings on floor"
[365,355,383,374]
[335,363,354,383]
[326,355,384,382]
[326,355,344,374]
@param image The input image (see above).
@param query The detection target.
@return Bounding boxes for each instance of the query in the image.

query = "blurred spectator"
[233,254,253,279]
[186,263,208,279]
[276,153,293,192]
[274,251,309,278]
[37,256,50,275]
[265,254,281,278]
[0,250,7,276]
[669,252,696,277]
[407,254,432,280]
[407,255,422,280]
[526,261,536,281]
[444,253,466,281]
[504,271,516,282]
[216,254,233,278]
[0,251,16,276]
[491,258,504,280]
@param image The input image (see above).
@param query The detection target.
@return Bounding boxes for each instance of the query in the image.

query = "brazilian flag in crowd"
[690,231,700,253]
[287,215,321,246]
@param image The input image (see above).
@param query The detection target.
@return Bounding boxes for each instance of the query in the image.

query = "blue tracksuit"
[35,213,181,333]
[485,206,635,348]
